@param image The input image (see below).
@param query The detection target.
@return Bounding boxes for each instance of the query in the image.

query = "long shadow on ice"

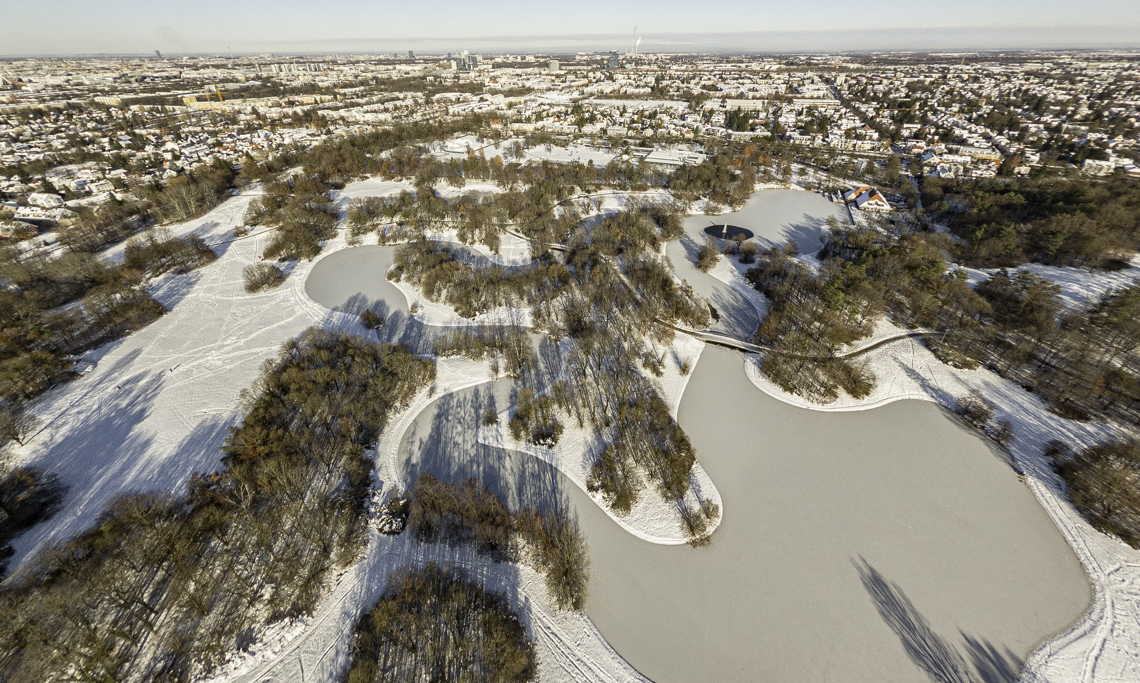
[707,286,758,341]
[855,557,1022,683]
[674,234,758,340]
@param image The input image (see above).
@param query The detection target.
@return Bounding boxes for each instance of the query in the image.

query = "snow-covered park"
[5,182,1140,683]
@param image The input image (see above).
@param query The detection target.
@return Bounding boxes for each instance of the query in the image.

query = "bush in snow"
[242,262,286,293]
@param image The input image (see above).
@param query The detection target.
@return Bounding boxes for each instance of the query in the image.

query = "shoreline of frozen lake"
[667,189,846,341]
[393,345,1090,683]
[307,207,1092,683]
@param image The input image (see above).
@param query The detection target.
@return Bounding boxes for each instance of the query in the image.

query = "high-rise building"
[548,59,559,71]
[607,51,619,70]
[155,50,163,60]
[408,50,415,59]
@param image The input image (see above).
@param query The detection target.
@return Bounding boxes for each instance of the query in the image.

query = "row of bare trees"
[754,216,1140,424]
[0,330,435,682]
[345,562,536,683]
[400,472,590,611]
[244,174,338,261]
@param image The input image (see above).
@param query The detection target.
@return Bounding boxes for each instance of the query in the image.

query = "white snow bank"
[709,251,770,320]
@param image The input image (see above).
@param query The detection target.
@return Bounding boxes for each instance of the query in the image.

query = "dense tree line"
[136,160,237,225]
[433,325,534,380]
[299,118,492,184]
[0,235,201,411]
[59,160,236,254]
[344,563,535,683]
[123,227,217,276]
[670,152,756,209]
[0,467,66,577]
[769,218,1140,424]
[921,174,1140,268]
[302,119,672,199]
[346,157,676,259]
[244,174,338,260]
[401,472,589,611]
[390,240,570,318]
[0,330,435,682]
[1050,441,1140,548]
[746,240,879,402]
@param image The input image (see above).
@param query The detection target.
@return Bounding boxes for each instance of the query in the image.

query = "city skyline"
[2,0,1140,56]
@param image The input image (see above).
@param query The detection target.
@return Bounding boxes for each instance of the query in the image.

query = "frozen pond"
[691,189,848,253]
[397,347,1090,683]
[305,245,407,316]
[668,190,846,340]
[305,217,1090,683]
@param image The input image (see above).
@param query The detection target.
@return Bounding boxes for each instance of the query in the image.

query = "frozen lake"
[305,212,1091,683]
[690,189,849,253]
[396,347,1090,683]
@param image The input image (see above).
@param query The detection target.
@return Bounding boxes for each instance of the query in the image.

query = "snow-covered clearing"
[6,193,351,566]
[954,258,1140,311]
[429,134,522,162]
[524,143,617,167]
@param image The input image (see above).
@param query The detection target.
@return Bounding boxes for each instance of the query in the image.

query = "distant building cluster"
[1,49,1137,237]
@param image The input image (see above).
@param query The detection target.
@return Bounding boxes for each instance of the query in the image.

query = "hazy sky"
[3,0,1139,56]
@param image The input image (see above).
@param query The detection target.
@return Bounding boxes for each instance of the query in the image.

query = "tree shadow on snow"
[147,271,204,311]
[9,370,166,568]
[401,384,570,515]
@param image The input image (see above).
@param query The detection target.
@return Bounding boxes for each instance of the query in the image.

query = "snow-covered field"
[524,143,617,167]
[7,194,348,565]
